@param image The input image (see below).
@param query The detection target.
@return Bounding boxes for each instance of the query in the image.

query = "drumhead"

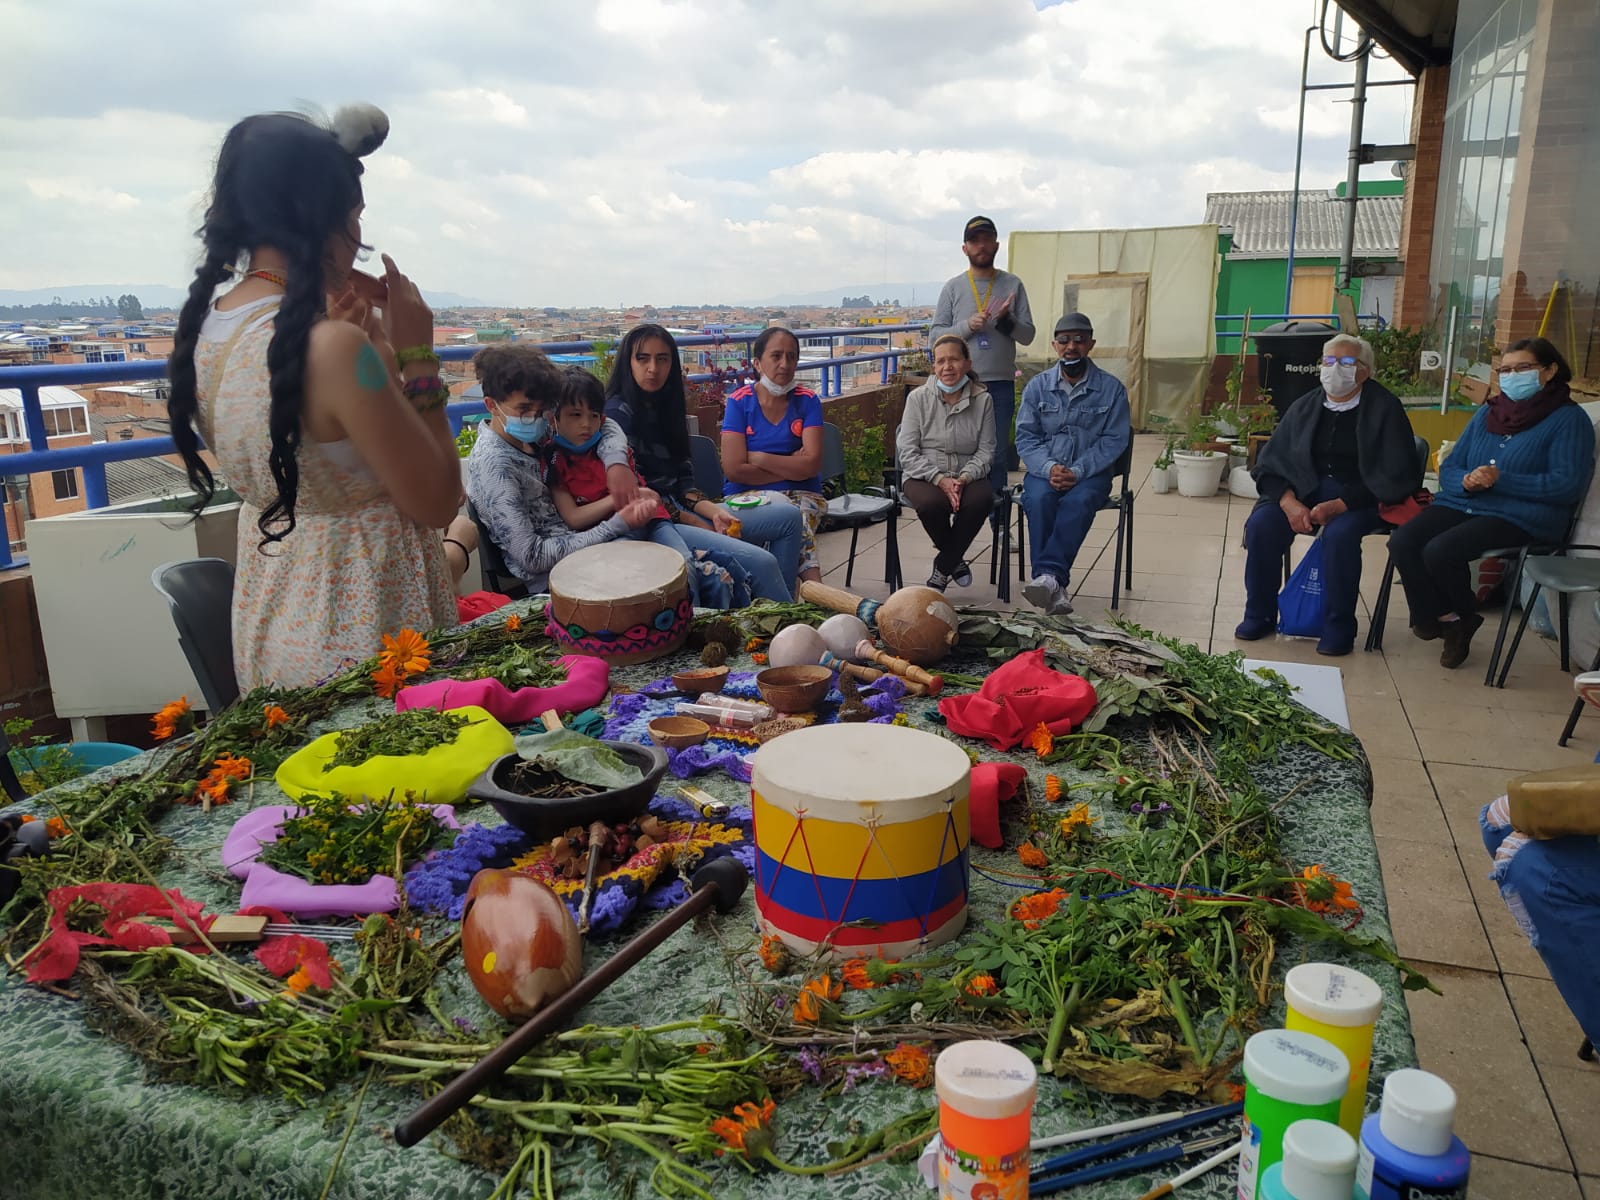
[751,723,970,822]
[548,541,687,602]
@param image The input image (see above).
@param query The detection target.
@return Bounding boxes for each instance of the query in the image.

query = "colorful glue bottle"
[1284,961,1384,1137]
[933,1040,1036,1200]
[1355,1069,1470,1200]
[1237,1028,1350,1200]
[1260,1119,1358,1200]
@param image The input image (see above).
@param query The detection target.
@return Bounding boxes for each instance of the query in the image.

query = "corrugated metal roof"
[1204,190,1403,259]
[104,456,190,505]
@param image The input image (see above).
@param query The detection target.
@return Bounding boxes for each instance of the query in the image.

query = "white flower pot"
[1228,466,1259,499]
[1150,465,1173,494]
[1173,450,1227,497]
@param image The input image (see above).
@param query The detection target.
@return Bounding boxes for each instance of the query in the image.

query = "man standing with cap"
[1014,312,1131,614]
[930,215,1036,507]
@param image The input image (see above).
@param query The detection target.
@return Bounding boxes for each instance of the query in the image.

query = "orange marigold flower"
[758,934,792,974]
[152,696,193,741]
[283,965,313,995]
[1011,888,1070,930]
[191,753,252,806]
[378,628,431,676]
[751,653,769,665]
[1017,842,1048,869]
[44,816,71,839]
[1024,722,1053,757]
[505,613,522,633]
[841,958,877,990]
[885,1042,933,1088]
[963,973,998,998]
[1293,864,1359,914]
[710,1097,775,1157]
[1044,774,1064,803]
[262,704,290,730]
[1058,802,1096,839]
[746,637,764,652]
[371,661,408,700]
[792,974,841,1024]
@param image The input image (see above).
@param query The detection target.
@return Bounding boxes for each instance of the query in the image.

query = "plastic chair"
[689,434,725,497]
[465,499,529,601]
[150,558,240,714]
[819,422,901,589]
[1493,550,1600,697]
[0,726,28,804]
[998,443,1135,609]
[1356,433,1431,652]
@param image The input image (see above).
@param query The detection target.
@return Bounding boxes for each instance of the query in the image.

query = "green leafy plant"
[587,338,617,385]
[455,417,483,459]
[323,709,475,772]
[260,790,453,885]
[1148,414,1180,469]
[831,419,888,495]
[3,717,84,795]
[1368,325,1425,393]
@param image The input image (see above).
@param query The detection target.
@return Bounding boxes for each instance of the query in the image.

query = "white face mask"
[759,374,798,396]
[935,375,966,394]
[1320,362,1359,398]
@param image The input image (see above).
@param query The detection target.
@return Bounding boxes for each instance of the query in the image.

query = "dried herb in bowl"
[322,709,476,772]
[260,791,453,885]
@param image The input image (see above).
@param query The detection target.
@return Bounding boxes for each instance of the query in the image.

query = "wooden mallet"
[855,640,944,694]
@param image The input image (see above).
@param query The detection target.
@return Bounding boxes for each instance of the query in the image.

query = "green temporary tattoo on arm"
[355,341,389,391]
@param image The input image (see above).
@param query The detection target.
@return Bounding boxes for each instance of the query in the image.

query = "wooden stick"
[539,709,564,732]
[574,819,609,933]
[393,857,749,1148]
[855,640,944,694]
[798,580,881,627]
[819,652,929,696]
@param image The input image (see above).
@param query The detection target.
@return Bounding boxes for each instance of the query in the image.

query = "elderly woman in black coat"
[1234,333,1423,655]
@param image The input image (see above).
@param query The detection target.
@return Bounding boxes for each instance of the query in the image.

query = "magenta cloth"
[456,592,513,623]
[394,655,610,723]
[938,648,1098,751]
[222,804,460,920]
[968,762,1028,849]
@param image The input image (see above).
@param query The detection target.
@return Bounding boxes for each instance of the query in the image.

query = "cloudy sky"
[0,0,1413,307]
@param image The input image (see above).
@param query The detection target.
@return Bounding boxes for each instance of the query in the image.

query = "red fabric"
[1378,488,1433,526]
[239,904,335,987]
[25,883,211,983]
[968,762,1027,849]
[938,648,1097,751]
[550,447,669,520]
[456,592,513,623]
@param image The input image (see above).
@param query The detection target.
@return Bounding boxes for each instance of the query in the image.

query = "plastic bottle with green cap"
[1283,961,1384,1136]
[1236,1028,1350,1200]
[1260,1118,1359,1199]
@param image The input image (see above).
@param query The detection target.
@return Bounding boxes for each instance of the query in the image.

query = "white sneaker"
[1024,575,1062,612]
[1050,593,1074,616]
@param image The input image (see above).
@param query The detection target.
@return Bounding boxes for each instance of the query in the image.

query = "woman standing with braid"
[166,106,462,688]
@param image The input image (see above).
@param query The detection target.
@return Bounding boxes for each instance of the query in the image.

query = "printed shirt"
[720,384,824,495]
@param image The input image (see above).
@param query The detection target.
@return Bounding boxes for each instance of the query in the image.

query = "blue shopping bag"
[1277,534,1326,638]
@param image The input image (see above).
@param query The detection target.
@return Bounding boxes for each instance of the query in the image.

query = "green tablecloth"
[0,603,1415,1200]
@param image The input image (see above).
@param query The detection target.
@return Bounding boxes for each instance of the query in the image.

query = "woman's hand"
[939,477,963,509]
[379,253,434,353]
[605,464,641,508]
[1280,494,1314,535]
[328,289,397,377]
[707,505,737,535]
[618,496,659,529]
[1463,465,1499,492]
[1309,498,1348,525]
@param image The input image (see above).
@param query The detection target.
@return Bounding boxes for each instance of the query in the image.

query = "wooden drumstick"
[819,652,929,697]
[854,640,943,695]
[798,580,881,629]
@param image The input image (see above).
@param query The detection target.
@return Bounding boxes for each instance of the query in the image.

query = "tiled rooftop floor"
[815,432,1600,1199]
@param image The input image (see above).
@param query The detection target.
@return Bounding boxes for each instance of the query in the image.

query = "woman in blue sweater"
[1390,337,1595,668]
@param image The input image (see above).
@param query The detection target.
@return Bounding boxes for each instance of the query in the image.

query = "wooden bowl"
[672,666,729,696]
[647,715,710,750]
[755,664,834,713]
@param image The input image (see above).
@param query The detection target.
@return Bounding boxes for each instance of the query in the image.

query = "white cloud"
[0,0,1416,305]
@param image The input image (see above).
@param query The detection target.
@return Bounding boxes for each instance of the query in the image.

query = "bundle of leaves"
[260,790,454,885]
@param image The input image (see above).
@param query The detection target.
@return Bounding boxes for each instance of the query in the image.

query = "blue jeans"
[986,378,1017,497]
[1482,802,1600,1045]
[1021,468,1112,585]
[1243,480,1386,647]
[676,498,801,601]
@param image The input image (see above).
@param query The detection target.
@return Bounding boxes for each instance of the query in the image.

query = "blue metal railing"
[0,324,929,568]
[1214,312,1388,349]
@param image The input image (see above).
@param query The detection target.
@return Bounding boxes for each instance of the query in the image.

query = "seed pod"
[461,869,583,1020]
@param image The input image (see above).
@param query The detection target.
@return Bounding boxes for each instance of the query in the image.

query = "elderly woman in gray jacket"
[895,333,997,591]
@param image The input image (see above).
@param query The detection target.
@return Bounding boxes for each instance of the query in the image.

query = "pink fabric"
[222,803,460,920]
[456,592,513,622]
[394,654,610,723]
[968,762,1028,850]
[938,648,1097,751]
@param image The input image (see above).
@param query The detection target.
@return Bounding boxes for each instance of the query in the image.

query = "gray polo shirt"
[929,269,1036,383]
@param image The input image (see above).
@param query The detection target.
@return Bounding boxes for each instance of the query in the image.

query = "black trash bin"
[1254,321,1336,417]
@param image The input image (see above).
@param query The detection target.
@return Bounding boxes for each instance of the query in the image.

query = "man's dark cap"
[1055,312,1094,335]
[963,215,998,240]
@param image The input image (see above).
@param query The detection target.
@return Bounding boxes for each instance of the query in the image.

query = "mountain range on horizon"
[0,280,948,313]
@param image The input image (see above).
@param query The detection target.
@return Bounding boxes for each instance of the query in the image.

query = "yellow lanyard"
[966,271,994,312]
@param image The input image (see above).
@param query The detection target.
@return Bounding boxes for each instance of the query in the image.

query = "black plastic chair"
[819,422,901,589]
[1354,434,1431,652]
[0,725,28,804]
[150,558,240,714]
[998,443,1135,609]
[689,434,725,497]
[465,500,529,601]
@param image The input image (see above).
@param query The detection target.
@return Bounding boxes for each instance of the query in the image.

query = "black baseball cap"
[963,215,998,240]
[1054,312,1094,336]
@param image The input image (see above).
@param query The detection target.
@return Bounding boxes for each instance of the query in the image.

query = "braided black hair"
[167,112,369,548]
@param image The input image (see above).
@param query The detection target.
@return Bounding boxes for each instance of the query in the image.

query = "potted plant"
[1239,395,1278,469]
[1172,409,1228,497]
[1148,413,1178,493]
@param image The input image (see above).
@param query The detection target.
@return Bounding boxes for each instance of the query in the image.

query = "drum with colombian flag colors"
[750,723,971,959]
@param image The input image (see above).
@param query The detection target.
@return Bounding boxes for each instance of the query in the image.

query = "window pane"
[51,469,79,501]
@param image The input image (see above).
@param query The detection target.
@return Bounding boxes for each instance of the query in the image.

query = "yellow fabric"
[752,790,968,879]
[274,705,514,806]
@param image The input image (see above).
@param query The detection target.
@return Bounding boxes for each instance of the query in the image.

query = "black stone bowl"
[465,741,670,839]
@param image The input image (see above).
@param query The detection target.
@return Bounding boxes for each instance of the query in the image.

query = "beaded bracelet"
[401,374,445,394]
[395,346,441,369]
[413,390,450,415]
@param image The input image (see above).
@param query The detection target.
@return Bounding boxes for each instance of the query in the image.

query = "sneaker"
[1411,618,1443,642]
[1023,574,1062,612]
[926,567,951,592]
[1049,593,1075,616]
[952,561,974,588]
[1315,637,1353,657]
[1439,612,1484,669]
[1234,617,1275,641]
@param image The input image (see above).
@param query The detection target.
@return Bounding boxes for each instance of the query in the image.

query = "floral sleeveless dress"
[195,298,456,689]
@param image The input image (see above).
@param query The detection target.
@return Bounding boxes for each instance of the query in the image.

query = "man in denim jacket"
[1014,313,1131,614]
